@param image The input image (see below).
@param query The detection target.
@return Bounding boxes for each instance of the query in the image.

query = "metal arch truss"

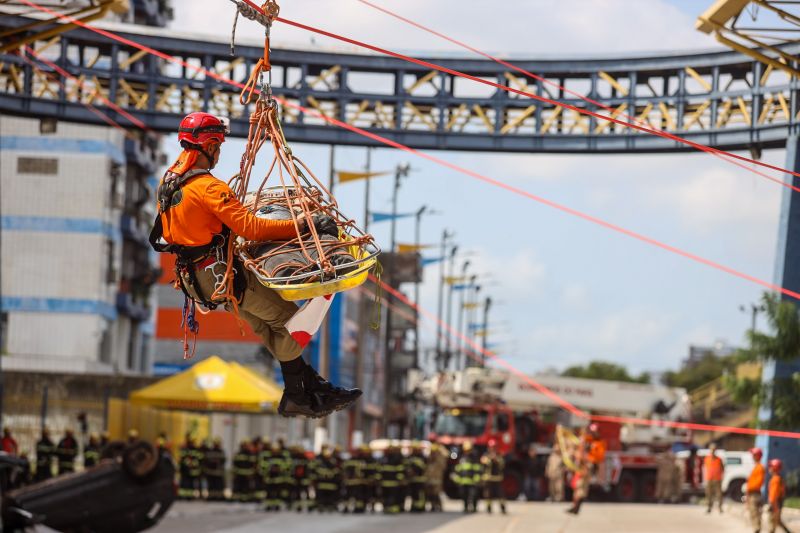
[1,16,800,154]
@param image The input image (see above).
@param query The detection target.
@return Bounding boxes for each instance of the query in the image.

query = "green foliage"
[725,292,800,430]
[561,360,650,384]
[662,351,736,392]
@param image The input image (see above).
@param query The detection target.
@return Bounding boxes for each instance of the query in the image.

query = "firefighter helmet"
[769,458,783,471]
[750,447,763,459]
[178,112,229,147]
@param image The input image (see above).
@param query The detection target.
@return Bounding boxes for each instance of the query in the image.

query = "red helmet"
[588,423,599,433]
[750,447,763,459]
[178,112,229,148]
[769,459,783,471]
[487,439,497,449]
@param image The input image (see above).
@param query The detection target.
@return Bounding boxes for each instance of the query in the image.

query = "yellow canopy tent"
[130,355,282,413]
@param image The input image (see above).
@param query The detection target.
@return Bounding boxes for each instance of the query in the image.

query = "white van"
[675,448,756,501]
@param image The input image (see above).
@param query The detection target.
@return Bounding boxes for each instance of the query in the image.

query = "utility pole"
[482,296,492,367]
[435,230,452,371]
[317,145,336,439]
[455,263,471,371]
[443,245,458,370]
[413,205,427,370]
[382,162,410,436]
[355,147,372,441]
[466,283,481,368]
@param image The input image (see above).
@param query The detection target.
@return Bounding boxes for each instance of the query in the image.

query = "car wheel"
[122,440,159,480]
[615,471,637,503]
[726,479,745,503]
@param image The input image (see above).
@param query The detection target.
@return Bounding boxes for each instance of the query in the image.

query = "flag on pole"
[445,276,466,285]
[397,243,434,253]
[422,256,444,266]
[285,294,334,348]
[371,212,414,223]
[462,303,481,310]
[451,284,471,291]
[337,170,389,183]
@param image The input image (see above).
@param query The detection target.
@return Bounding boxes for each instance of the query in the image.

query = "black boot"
[278,362,362,418]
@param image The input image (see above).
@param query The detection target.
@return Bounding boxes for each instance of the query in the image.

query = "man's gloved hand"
[311,214,339,238]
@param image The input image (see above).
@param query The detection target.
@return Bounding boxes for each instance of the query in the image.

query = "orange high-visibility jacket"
[159,172,296,246]
[703,455,724,482]
[587,439,606,465]
[747,463,765,493]
[769,474,785,505]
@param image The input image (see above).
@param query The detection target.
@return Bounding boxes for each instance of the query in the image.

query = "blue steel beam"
[1,15,799,153]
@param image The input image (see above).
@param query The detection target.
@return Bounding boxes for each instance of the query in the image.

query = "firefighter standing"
[425,443,448,512]
[380,444,406,514]
[566,458,590,515]
[342,446,367,513]
[314,445,341,512]
[405,442,427,513]
[204,437,227,501]
[768,459,786,533]
[704,443,724,514]
[585,424,606,486]
[151,112,360,419]
[360,444,379,513]
[745,447,766,532]
[545,445,565,502]
[35,428,55,481]
[289,444,312,512]
[452,441,482,513]
[232,440,257,502]
[83,433,101,469]
[2,427,18,455]
[178,434,201,499]
[264,442,289,510]
[56,429,78,475]
[256,438,271,503]
[655,449,676,503]
[482,440,506,514]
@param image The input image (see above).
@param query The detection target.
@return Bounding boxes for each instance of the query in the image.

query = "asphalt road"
[149,499,798,533]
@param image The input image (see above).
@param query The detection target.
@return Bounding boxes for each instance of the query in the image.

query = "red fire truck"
[416,368,692,501]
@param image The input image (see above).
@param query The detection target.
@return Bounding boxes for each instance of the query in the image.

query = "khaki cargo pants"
[746,492,762,531]
[705,480,722,511]
[181,260,302,362]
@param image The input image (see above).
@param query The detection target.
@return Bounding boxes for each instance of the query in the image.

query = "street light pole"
[382,162,409,436]
[413,205,427,370]
[455,264,471,371]
[482,296,492,367]
[355,146,373,441]
[435,230,452,371]
[443,245,458,370]
[467,283,481,368]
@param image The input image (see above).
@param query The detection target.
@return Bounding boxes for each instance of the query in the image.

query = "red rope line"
[17,0,800,302]
[23,45,150,131]
[18,0,800,440]
[268,12,800,188]
[355,0,800,193]
[375,275,800,440]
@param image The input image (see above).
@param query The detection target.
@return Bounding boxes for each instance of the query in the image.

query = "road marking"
[502,516,520,533]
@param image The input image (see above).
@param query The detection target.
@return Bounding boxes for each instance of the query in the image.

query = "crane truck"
[412,367,692,502]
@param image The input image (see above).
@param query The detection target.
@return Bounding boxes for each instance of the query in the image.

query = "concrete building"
[0,115,161,375]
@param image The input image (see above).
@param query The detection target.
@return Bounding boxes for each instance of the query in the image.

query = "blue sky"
[168,0,785,376]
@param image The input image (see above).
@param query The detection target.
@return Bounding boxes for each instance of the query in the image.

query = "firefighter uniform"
[289,445,313,512]
[264,443,290,510]
[482,445,506,514]
[768,460,785,533]
[315,446,341,512]
[178,437,202,499]
[256,439,271,503]
[34,430,55,481]
[233,441,257,501]
[342,449,367,513]
[704,446,724,513]
[452,443,482,513]
[361,445,379,513]
[425,444,448,512]
[655,451,676,503]
[746,460,765,531]
[406,444,427,513]
[204,438,227,500]
[379,445,406,514]
[83,434,101,469]
[56,430,78,475]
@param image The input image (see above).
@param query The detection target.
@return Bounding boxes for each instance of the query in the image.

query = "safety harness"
[148,167,245,358]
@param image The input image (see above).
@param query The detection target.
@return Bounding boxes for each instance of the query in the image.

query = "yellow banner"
[397,243,434,253]
[337,170,389,183]
[445,276,466,285]
[462,302,481,310]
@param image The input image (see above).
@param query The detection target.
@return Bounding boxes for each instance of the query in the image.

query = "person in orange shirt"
[746,447,765,533]
[703,443,725,514]
[584,424,607,487]
[150,112,360,418]
[768,459,786,533]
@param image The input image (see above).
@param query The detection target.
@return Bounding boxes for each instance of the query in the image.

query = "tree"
[728,292,800,430]
[661,351,737,392]
[561,360,650,384]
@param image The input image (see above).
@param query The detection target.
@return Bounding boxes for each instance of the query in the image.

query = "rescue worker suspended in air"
[150,112,361,418]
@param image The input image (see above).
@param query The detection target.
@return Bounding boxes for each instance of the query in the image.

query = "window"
[494,412,510,432]
[0,312,8,354]
[17,157,58,175]
[725,457,742,466]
